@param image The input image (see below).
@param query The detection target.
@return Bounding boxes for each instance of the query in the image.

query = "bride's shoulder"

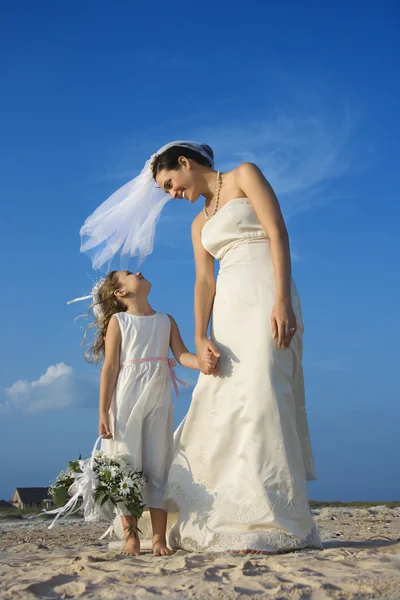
[234,162,269,190]
[234,162,262,179]
[222,163,263,199]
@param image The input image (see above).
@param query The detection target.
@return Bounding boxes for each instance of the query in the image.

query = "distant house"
[11,487,52,510]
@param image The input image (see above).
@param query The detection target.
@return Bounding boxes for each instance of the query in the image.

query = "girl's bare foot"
[120,515,140,556]
[152,535,173,556]
[149,508,173,556]
[122,535,141,556]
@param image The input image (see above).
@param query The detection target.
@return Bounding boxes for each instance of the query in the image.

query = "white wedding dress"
[165,198,322,553]
[101,312,174,509]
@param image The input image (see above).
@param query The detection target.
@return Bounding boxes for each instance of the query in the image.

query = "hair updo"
[152,144,214,179]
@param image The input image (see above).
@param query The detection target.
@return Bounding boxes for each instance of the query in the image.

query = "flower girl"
[85,270,218,556]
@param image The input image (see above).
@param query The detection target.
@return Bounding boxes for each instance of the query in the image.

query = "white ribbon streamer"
[31,437,105,533]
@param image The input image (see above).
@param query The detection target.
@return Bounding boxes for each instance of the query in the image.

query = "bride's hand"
[196,338,221,375]
[271,300,297,349]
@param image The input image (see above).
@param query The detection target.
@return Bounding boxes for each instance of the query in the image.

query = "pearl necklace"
[203,171,221,220]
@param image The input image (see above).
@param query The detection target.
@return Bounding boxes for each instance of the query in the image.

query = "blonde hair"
[83,271,126,364]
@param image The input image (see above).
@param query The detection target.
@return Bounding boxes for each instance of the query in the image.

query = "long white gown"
[165,198,322,553]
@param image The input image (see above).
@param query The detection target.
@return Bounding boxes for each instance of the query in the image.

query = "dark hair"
[152,144,214,179]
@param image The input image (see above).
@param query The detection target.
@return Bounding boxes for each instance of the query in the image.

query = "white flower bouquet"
[44,438,146,537]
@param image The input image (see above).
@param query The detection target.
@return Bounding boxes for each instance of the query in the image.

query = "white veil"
[80,141,214,271]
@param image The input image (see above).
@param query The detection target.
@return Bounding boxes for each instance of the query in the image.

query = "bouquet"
[43,437,147,537]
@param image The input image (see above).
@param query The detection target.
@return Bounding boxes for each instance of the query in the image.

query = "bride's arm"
[236,162,297,349]
[192,214,221,374]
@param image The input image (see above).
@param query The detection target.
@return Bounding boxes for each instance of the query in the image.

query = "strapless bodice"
[201,198,268,261]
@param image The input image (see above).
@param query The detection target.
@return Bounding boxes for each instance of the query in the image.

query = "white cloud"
[1,363,197,415]
[89,93,358,262]
[33,363,73,387]
[201,110,355,218]
[95,100,356,214]
[1,363,99,415]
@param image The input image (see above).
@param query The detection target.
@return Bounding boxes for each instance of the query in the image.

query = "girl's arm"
[236,162,296,350]
[191,214,221,373]
[168,314,218,372]
[99,315,121,438]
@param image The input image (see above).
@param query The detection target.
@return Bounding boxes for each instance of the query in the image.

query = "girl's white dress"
[101,311,174,509]
[165,198,322,553]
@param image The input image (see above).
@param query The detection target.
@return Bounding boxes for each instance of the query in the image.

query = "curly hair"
[83,271,126,364]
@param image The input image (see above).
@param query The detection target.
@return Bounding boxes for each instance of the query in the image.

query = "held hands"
[271,299,297,349]
[99,412,113,439]
[196,338,221,375]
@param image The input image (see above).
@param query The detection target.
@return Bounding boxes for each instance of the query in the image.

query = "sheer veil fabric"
[80,141,213,270]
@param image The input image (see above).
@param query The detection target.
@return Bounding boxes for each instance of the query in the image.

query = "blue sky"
[1,0,399,502]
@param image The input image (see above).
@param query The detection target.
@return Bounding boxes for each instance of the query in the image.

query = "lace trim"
[169,523,322,553]
[164,465,322,552]
[165,464,316,524]
[165,479,304,524]
[214,490,303,522]
[164,475,214,517]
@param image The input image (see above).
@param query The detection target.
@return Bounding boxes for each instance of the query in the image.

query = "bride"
[81,141,322,554]
[153,143,322,554]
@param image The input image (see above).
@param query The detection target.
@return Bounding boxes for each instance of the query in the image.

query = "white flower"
[100,467,112,478]
[113,454,125,469]
[119,476,134,496]
[115,454,129,468]
[109,466,119,479]
[136,474,147,491]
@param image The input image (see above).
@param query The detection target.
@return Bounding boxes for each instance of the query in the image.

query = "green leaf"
[67,459,82,473]
[53,487,69,508]
[94,486,107,501]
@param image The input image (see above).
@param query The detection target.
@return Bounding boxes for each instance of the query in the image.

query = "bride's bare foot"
[121,535,141,556]
[152,536,173,557]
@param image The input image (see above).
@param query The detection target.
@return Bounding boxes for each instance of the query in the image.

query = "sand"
[1,506,399,599]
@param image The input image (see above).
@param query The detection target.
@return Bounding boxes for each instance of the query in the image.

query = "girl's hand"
[99,412,112,439]
[204,349,219,369]
[271,300,297,349]
[196,338,221,375]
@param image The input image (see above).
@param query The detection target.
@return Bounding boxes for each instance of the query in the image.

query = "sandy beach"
[1,505,399,599]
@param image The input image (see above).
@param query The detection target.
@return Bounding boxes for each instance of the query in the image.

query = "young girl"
[85,269,219,556]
